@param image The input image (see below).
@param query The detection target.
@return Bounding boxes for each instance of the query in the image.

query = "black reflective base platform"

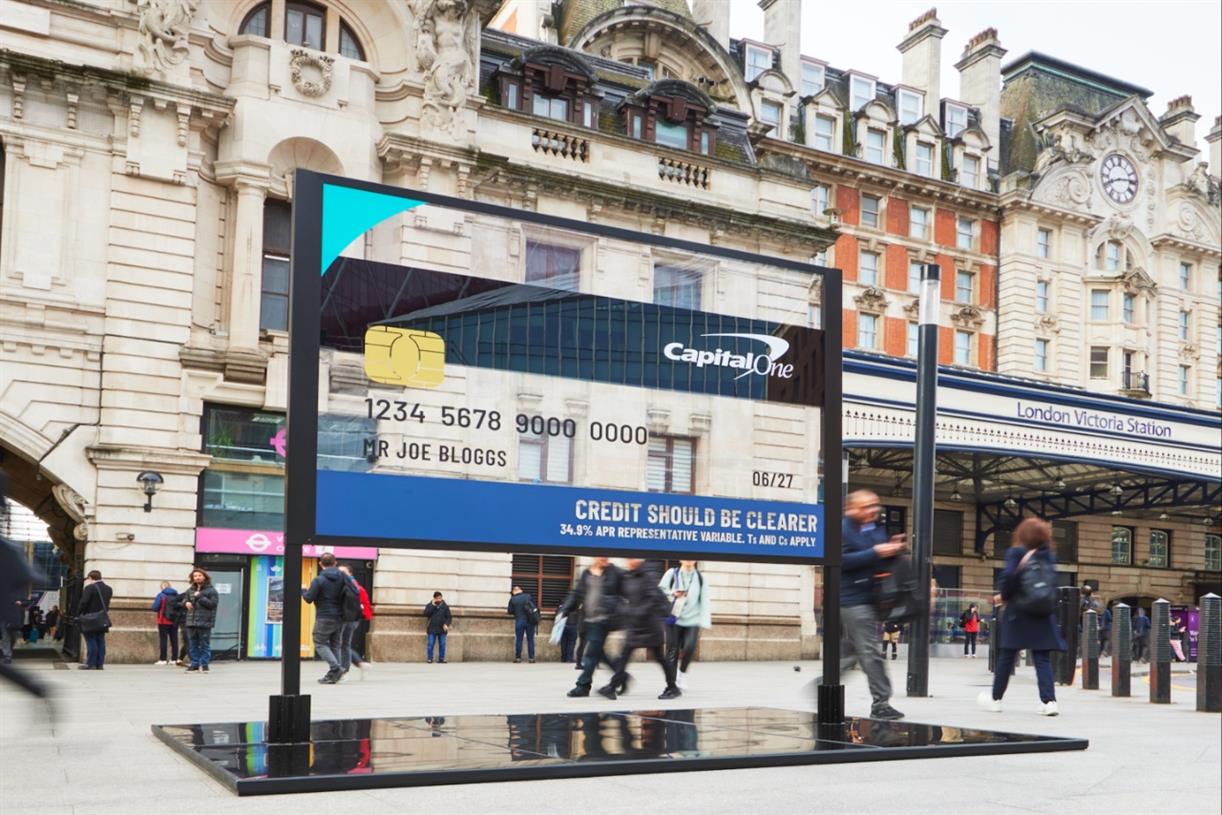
[152,707,1088,796]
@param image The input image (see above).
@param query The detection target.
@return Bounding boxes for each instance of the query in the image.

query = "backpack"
[873,554,921,624]
[527,599,541,627]
[1013,556,1059,616]
[341,578,363,622]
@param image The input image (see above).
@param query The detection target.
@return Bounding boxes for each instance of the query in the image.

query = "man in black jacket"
[303,552,347,683]
[507,586,538,663]
[559,557,623,697]
[77,570,114,670]
[424,591,451,663]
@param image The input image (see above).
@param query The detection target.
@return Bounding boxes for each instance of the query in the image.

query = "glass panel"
[1036,229,1050,258]
[814,115,835,151]
[906,323,918,357]
[653,264,702,309]
[285,8,303,45]
[910,208,928,239]
[263,199,292,255]
[339,23,364,60]
[261,257,290,330]
[1035,339,1048,371]
[861,195,879,228]
[954,331,971,365]
[850,76,874,109]
[1089,347,1108,379]
[525,241,580,291]
[857,314,877,348]
[1110,527,1132,565]
[956,218,972,249]
[305,12,323,49]
[865,129,885,164]
[955,272,973,303]
[201,470,285,529]
[915,143,933,176]
[859,251,878,286]
[240,5,269,37]
[1035,281,1049,312]
[204,407,285,463]
[1090,290,1108,320]
[1205,535,1221,571]
[962,156,979,187]
[1149,530,1169,568]
[908,261,922,292]
[801,63,824,96]
[518,435,544,481]
[655,120,689,149]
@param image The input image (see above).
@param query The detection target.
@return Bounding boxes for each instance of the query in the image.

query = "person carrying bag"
[76,571,113,670]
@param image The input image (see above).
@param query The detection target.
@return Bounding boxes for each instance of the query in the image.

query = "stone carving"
[52,484,90,523]
[289,49,334,97]
[1035,313,1060,334]
[412,0,479,134]
[1121,268,1157,296]
[1039,169,1091,207]
[950,304,985,328]
[135,0,199,75]
[1035,127,1092,171]
[1175,203,1206,242]
[853,286,889,315]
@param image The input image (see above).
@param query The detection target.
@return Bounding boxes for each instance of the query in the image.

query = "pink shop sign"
[195,528,378,560]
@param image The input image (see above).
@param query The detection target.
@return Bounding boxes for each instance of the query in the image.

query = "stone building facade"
[1,0,1218,663]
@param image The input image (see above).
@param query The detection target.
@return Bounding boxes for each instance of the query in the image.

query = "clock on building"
[1100,153,1138,203]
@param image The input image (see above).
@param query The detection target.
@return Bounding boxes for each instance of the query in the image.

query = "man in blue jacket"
[841,489,907,720]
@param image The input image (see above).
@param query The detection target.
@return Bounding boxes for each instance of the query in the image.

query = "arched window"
[339,21,365,61]
[239,2,270,37]
[238,1,366,62]
[1096,240,1133,272]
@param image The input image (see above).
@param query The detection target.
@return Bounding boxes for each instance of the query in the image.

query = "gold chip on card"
[364,326,446,388]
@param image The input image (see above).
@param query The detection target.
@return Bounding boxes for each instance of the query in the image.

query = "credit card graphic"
[364,326,445,388]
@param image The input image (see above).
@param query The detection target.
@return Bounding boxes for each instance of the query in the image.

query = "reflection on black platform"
[155,706,1083,789]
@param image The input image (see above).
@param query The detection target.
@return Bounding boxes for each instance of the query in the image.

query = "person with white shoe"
[978,517,1066,717]
[659,560,712,690]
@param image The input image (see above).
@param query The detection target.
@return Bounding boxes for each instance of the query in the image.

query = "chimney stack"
[1160,95,1200,149]
[759,0,801,91]
[1207,116,1222,175]
[897,8,947,107]
[956,28,1007,160]
[691,0,729,51]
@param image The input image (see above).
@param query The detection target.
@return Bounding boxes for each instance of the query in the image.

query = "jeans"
[157,624,178,662]
[574,622,610,690]
[427,632,447,661]
[840,604,891,709]
[992,647,1055,703]
[313,616,343,673]
[514,621,536,660]
[1099,629,1111,657]
[186,627,212,667]
[339,621,359,671]
[666,624,700,673]
[964,631,977,655]
[84,631,107,668]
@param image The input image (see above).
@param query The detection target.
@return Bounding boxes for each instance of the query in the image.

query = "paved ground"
[1,654,1217,815]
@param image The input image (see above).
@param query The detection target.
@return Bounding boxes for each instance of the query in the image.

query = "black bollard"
[1149,599,1171,704]
[1054,586,1080,685]
[1081,609,1099,690]
[1197,593,1221,713]
[1111,602,1131,697]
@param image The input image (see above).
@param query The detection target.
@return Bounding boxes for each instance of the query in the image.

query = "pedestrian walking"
[881,621,901,660]
[76,570,114,670]
[560,603,579,664]
[303,552,348,683]
[151,581,180,665]
[600,559,679,701]
[978,517,1066,716]
[840,489,907,720]
[337,564,373,675]
[1132,607,1151,663]
[1170,618,1187,662]
[44,605,60,642]
[960,603,980,658]
[560,557,623,697]
[181,568,219,673]
[1098,601,1113,658]
[0,498,51,705]
[423,591,451,663]
[507,585,539,663]
[659,560,712,689]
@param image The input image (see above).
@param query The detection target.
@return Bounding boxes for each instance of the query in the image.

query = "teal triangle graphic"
[321,184,424,274]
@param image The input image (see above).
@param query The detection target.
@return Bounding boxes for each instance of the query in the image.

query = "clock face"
[1101,153,1138,204]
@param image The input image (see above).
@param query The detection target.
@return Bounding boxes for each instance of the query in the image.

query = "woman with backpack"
[659,560,712,689]
[978,518,1066,716]
[151,581,180,665]
[181,568,219,673]
[599,559,680,701]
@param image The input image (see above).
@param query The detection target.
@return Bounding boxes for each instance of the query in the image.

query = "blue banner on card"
[317,471,823,561]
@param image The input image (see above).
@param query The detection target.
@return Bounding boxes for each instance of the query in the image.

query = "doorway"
[209,568,245,660]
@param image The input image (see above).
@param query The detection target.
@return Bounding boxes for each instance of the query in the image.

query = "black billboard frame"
[270,169,844,743]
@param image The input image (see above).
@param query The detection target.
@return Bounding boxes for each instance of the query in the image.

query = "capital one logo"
[663,333,794,380]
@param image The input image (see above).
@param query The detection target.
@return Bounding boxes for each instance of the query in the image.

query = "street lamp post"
[907,263,939,697]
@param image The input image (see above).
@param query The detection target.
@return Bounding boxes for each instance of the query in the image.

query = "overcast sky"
[725,0,1222,152]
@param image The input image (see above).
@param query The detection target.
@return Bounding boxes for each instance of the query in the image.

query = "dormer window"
[1098,240,1133,272]
[944,102,967,138]
[800,60,826,96]
[914,141,934,176]
[500,47,600,130]
[622,80,718,156]
[897,88,923,126]
[961,154,980,188]
[850,74,876,110]
[745,44,773,82]
[813,114,836,151]
[864,128,886,164]
[760,100,783,138]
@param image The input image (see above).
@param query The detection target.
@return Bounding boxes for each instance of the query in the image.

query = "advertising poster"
[307,182,829,564]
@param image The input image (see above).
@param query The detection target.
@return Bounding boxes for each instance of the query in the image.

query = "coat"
[998,545,1066,652]
[617,564,669,650]
[841,518,888,607]
[152,587,179,626]
[424,600,451,634]
[558,564,624,629]
[302,568,347,619]
[507,592,537,625]
[181,583,219,629]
